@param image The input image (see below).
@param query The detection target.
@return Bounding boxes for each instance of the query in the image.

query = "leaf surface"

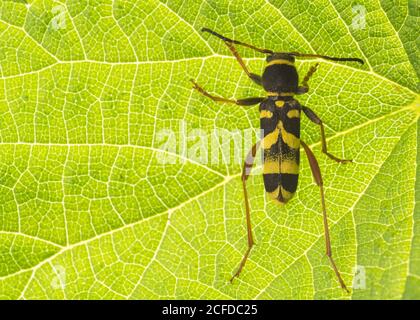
[0,0,419,299]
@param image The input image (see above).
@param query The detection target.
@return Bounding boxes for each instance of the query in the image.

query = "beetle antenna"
[288,52,364,64]
[201,28,363,64]
[201,28,274,55]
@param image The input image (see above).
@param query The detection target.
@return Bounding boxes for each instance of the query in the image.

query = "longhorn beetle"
[191,28,364,292]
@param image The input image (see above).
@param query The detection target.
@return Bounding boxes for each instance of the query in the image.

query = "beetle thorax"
[262,62,299,94]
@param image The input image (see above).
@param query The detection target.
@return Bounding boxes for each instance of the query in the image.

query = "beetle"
[190,28,364,292]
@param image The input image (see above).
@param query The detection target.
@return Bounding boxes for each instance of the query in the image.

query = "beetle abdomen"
[260,99,301,203]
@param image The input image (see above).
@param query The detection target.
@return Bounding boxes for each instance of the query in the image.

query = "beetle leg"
[230,141,260,282]
[202,28,267,86]
[191,80,265,106]
[297,63,319,94]
[302,106,352,163]
[300,140,349,293]
[224,42,262,86]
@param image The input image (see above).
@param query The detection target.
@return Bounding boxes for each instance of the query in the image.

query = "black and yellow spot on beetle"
[263,159,299,174]
[260,110,273,118]
[263,173,299,203]
[266,59,295,67]
[275,100,285,108]
[287,109,300,118]
[278,121,300,149]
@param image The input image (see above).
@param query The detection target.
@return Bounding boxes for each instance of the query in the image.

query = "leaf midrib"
[1,55,417,98]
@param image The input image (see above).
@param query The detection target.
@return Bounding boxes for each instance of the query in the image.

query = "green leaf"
[0,0,419,299]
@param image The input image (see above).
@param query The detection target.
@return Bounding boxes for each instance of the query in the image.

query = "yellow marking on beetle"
[263,160,299,174]
[287,110,300,118]
[262,127,280,149]
[280,187,294,202]
[267,186,280,200]
[272,198,285,206]
[267,92,295,97]
[275,100,285,108]
[266,59,295,67]
[279,121,300,149]
[266,186,294,203]
[260,110,273,118]
[282,160,299,174]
